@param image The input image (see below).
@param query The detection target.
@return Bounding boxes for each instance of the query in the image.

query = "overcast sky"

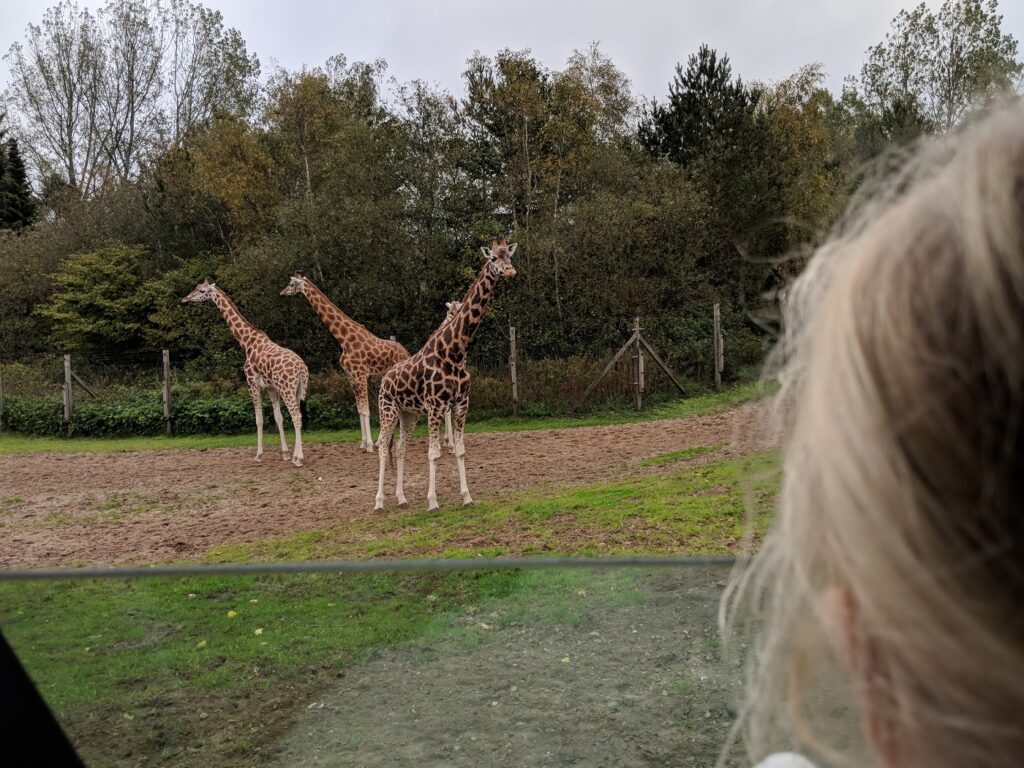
[2,0,1023,101]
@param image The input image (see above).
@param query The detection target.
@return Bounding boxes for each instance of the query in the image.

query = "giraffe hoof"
[254,455,263,464]
[282,453,290,461]
[291,458,303,468]
[397,501,408,509]
[373,500,385,511]
[462,498,474,508]
[428,502,439,512]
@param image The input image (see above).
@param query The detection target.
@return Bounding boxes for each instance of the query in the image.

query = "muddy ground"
[0,404,768,569]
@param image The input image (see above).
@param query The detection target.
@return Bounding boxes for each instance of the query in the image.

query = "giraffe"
[281,274,409,452]
[374,240,516,511]
[182,280,309,467]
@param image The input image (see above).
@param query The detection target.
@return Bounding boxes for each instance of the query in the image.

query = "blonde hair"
[722,104,1024,767]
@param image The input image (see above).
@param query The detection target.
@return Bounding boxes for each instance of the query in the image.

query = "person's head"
[724,105,1024,768]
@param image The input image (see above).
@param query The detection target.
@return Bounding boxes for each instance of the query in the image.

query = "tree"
[2,136,38,229]
[0,112,36,229]
[638,45,759,166]
[37,243,154,352]
[3,0,260,193]
[4,1,106,194]
[164,0,260,143]
[99,0,164,181]
[858,0,1022,132]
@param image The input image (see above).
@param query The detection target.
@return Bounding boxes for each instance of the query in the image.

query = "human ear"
[820,588,905,767]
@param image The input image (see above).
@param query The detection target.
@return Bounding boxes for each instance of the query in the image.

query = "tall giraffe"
[183,280,309,467]
[375,240,517,511]
[281,274,409,452]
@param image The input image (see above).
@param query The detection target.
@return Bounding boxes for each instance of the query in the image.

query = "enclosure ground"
[0,401,771,569]
[0,399,788,767]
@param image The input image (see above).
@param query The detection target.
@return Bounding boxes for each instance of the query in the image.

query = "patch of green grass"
[0,564,662,764]
[0,382,767,455]
[640,444,721,467]
[0,568,522,764]
[207,451,780,563]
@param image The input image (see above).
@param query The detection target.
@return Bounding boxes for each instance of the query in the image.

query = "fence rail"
[0,554,741,582]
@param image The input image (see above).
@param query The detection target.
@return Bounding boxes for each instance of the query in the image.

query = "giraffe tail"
[297,377,308,427]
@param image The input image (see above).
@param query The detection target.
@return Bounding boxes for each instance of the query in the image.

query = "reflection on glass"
[1,564,850,767]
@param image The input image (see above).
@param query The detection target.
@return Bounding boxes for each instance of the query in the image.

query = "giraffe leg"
[269,391,289,460]
[445,409,455,454]
[250,385,264,463]
[351,375,373,452]
[281,392,304,467]
[426,409,444,511]
[452,399,472,506]
[395,412,418,508]
[375,403,399,510]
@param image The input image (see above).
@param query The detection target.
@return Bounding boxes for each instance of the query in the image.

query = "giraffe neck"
[301,280,365,348]
[213,289,260,349]
[450,267,498,351]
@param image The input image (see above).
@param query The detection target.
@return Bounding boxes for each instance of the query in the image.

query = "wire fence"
[0,554,742,582]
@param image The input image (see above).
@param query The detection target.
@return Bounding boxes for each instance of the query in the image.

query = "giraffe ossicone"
[281,273,409,453]
[375,240,517,512]
[183,279,309,467]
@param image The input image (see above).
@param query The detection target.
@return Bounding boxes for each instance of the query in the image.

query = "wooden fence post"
[632,317,642,411]
[162,349,172,436]
[0,364,4,432]
[63,354,73,425]
[389,335,396,342]
[509,325,518,417]
[713,302,723,390]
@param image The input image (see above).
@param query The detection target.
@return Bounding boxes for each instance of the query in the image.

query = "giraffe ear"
[507,242,517,256]
[480,246,492,259]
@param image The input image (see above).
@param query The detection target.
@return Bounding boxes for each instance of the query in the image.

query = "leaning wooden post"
[63,353,74,426]
[713,302,723,390]
[162,349,172,436]
[632,317,642,411]
[509,325,519,418]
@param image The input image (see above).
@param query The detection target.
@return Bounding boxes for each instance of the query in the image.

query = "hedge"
[0,394,360,437]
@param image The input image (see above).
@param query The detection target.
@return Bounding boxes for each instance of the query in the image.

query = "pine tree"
[4,137,37,229]
[0,116,9,228]
[638,45,759,166]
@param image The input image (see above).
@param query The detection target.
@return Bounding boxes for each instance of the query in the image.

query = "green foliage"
[0,393,354,437]
[36,244,157,353]
[0,129,36,230]
[638,45,758,167]
[857,0,1022,131]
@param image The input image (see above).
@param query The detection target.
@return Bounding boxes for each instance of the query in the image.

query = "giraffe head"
[444,300,463,324]
[181,279,218,303]
[480,239,517,279]
[280,274,307,296]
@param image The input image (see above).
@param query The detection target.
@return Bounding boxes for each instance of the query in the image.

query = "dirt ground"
[0,404,769,569]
